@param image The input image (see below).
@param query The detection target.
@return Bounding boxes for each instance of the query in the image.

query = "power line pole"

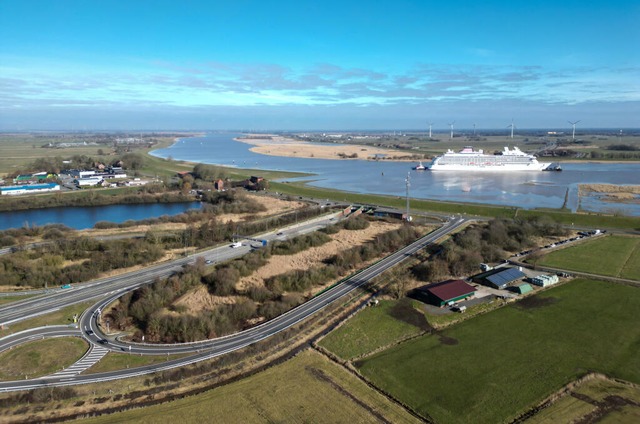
[405,172,412,222]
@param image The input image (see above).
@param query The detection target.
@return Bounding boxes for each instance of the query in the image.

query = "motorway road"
[0,326,80,353]
[0,217,467,392]
[0,213,338,327]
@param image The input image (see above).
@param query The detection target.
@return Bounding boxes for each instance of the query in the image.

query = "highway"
[0,217,466,392]
[0,212,337,327]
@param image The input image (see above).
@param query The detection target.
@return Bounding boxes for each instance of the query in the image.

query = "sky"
[1,0,639,131]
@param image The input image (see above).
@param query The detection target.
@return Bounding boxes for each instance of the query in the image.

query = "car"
[98,339,109,345]
[205,260,213,264]
[86,329,94,335]
[276,232,283,236]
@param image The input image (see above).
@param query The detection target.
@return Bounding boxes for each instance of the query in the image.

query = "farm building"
[74,177,104,187]
[1,183,60,196]
[473,267,526,290]
[415,279,477,307]
[512,283,533,295]
[530,274,559,287]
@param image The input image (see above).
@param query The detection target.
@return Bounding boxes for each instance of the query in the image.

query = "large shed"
[417,279,477,307]
[512,283,533,295]
[473,267,526,290]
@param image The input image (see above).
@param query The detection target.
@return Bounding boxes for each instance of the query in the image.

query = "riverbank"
[235,135,421,161]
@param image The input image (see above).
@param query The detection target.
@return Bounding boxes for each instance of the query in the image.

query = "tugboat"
[543,162,562,171]
[413,161,426,171]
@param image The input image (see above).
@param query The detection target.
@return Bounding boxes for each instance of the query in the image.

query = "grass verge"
[0,337,87,380]
[85,352,192,374]
[355,279,640,424]
[0,300,95,337]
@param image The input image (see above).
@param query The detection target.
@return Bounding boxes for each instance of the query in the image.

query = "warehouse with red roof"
[416,279,477,307]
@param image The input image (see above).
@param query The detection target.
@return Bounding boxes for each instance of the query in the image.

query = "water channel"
[0,202,201,231]
[151,133,640,216]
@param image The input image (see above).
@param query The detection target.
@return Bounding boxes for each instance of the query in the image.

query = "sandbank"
[236,135,421,161]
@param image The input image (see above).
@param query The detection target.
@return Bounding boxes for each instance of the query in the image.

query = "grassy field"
[538,235,640,280]
[0,337,87,380]
[0,300,95,337]
[527,378,640,424]
[354,279,640,424]
[319,300,425,360]
[79,349,420,424]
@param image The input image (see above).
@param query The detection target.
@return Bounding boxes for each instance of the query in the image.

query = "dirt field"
[236,135,413,161]
[175,221,403,314]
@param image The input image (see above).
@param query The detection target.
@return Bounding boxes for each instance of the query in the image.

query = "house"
[214,179,224,191]
[414,279,477,307]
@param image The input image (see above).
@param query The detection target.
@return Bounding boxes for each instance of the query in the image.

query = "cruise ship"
[426,146,548,171]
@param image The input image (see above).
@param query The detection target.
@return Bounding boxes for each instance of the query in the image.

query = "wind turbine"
[448,121,455,139]
[428,122,433,139]
[568,120,580,140]
[473,123,477,137]
[508,120,515,139]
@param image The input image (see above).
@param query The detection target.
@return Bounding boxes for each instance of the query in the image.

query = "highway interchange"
[0,213,467,392]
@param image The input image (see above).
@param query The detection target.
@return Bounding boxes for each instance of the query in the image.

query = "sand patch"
[171,221,403,314]
[236,136,412,161]
[237,221,402,292]
[579,184,640,204]
[173,286,239,314]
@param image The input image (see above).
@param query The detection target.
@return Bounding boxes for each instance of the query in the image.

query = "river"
[151,133,640,216]
[0,202,201,231]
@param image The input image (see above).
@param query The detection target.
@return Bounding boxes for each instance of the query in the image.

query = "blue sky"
[1,0,638,130]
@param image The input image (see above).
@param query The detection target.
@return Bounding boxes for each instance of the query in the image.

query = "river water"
[0,202,201,231]
[151,133,640,216]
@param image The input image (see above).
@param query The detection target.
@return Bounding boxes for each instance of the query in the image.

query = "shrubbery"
[411,216,569,280]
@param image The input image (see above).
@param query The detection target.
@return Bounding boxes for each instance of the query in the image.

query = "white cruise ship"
[426,146,548,171]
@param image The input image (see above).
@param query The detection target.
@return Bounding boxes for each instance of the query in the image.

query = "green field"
[353,279,640,424]
[80,349,420,424]
[0,337,87,380]
[538,235,640,280]
[527,378,640,424]
[319,300,425,360]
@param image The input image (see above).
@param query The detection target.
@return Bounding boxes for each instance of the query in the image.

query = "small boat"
[543,163,563,172]
[413,161,426,171]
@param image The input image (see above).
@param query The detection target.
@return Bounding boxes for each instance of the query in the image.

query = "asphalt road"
[0,212,338,327]
[0,217,467,392]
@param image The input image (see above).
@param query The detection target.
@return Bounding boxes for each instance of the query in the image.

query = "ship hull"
[427,162,547,171]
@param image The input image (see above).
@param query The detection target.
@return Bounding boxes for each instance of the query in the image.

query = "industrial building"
[74,176,104,187]
[0,183,61,195]
[473,267,526,290]
[415,279,477,307]
[530,274,559,287]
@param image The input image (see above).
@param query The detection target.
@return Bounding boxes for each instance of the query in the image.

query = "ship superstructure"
[426,146,547,171]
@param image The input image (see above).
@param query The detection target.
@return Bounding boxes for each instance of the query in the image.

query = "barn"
[417,279,477,307]
[473,267,526,290]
